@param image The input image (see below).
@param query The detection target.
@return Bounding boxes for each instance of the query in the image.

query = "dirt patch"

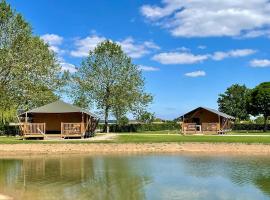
[0,143,270,156]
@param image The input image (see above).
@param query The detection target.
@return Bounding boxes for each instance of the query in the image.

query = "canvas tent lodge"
[180,107,235,134]
[18,100,99,139]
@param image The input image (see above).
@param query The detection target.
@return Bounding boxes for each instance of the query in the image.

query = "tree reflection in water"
[0,155,151,200]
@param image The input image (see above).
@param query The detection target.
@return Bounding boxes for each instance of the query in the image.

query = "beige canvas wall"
[31,113,87,131]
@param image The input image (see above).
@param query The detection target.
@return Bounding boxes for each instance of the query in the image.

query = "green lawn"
[117,134,270,144]
[1,131,270,144]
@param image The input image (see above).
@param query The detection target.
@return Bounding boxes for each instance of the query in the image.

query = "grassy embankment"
[0,130,270,144]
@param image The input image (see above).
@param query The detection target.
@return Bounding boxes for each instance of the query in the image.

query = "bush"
[0,123,20,136]
[232,123,270,131]
[102,122,179,133]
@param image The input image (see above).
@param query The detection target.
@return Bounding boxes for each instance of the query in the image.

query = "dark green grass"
[117,134,270,144]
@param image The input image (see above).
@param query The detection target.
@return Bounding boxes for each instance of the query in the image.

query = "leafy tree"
[218,84,249,121]
[73,40,152,132]
[137,111,155,124]
[254,115,269,124]
[247,82,270,132]
[117,116,129,126]
[0,0,66,123]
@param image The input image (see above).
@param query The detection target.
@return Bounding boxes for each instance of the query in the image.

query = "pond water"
[0,154,270,200]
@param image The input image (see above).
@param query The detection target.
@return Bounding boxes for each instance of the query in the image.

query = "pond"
[0,154,270,200]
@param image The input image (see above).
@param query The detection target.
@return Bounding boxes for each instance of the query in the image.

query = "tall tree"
[73,40,152,132]
[247,82,270,132]
[218,84,249,121]
[0,0,66,114]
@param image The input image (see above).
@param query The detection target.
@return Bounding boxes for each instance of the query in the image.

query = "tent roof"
[180,107,235,120]
[22,100,98,118]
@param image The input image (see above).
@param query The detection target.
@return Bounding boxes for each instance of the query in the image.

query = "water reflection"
[0,154,270,200]
[0,155,151,200]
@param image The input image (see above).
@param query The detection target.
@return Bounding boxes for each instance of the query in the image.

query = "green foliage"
[136,111,155,124]
[73,40,152,132]
[0,0,66,127]
[108,122,179,133]
[247,82,270,131]
[218,84,249,120]
[117,116,129,126]
[232,124,270,131]
[254,116,269,124]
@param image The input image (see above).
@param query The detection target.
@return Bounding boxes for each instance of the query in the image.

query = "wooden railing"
[182,123,197,133]
[182,122,220,134]
[202,123,219,132]
[61,123,86,138]
[22,123,46,138]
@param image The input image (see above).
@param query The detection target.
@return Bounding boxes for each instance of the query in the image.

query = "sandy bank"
[0,143,270,156]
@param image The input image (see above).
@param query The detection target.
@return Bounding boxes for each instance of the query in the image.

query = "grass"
[117,134,270,144]
[1,130,270,144]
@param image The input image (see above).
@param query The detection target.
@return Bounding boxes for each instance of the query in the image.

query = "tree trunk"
[263,115,268,132]
[104,106,109,133]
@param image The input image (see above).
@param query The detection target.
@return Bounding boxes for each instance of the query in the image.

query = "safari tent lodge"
[180,107,235,134]
[18,100,99,139]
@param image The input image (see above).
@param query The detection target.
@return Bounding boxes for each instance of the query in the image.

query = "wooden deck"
[61,122,86,139]
[20,122,89,139]
[182,123,220,134]
[21,123,46,139]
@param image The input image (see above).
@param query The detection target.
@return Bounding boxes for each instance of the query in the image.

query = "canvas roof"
[22,100,98,118]
[180,107,235,120]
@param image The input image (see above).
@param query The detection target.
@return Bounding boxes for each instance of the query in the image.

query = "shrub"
[232,123,270,131]
[0,123,19,136]
[102,122,180,133]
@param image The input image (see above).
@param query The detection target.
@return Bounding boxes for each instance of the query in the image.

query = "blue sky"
[8,0,270,119]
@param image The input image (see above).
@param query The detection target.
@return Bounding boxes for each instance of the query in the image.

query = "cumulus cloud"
[152,49,256,64]
[138,65,160,71]
[41,34,64,54]
[70,35,106,57]
[60,62,78,73]
[70,35,159,58]
[152,52,208,64]
[212,49,256,60]
[41,34,63,45]
[140,0,270,38]
[250,59,270,67]
[185,70,206,77]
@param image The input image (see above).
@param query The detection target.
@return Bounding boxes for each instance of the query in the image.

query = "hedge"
[232,124,270,131]
[0,123,19,136]
[101,122,180,133]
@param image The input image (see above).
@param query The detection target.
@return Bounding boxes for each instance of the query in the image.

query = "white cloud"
[70,35,106,57]
[138,65,160,71]
[60,62,78,73]
[41,34,63,45]
[250,59,270,67]
[41,34,64,54]
[185,70,206,77]
[70,35,159,58]
[152,48,255,64]
[198,45,207,50]
[212,49,256,60]
[152,52,208,64]
[140,0,270,37]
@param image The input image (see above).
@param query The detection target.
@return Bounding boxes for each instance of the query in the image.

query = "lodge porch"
[21,122,97,139]
[180,107,235,135]
[18,100,99,140]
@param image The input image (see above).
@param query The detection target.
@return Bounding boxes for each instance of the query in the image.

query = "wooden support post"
[218,115,221,133]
